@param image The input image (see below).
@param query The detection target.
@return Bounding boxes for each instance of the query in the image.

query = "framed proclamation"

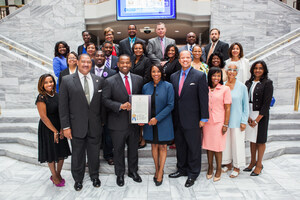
[129,95,151,124]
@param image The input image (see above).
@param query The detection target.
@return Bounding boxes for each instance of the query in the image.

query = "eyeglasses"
[68,57,77,60]
[227,68,238,72]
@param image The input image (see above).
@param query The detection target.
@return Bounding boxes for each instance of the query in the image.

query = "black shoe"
[153,176,157,183]
[128,172,142,183]
[107,159,114,165]
[184,178,195,187]
[74,181,83,191]
[243,163,256,172]
[91,178,101,188]
[168,171,187,178]
[116,176,124,187]
[250,165,263,176]
[138,143,147,149]
[155,175,163,186]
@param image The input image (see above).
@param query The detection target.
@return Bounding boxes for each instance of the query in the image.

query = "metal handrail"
[0,39,52,66]
[84,0,109,4]
[248,32,300,61]
[294,77,300,111]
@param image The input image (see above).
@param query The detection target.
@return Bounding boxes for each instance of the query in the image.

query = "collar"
[78,71,91,79]
[209,83,222,90]
[119,72,131,78]
[181,66,192,74]
[95,65,105,70]
[158,36,165,41]
[129,37,136,42]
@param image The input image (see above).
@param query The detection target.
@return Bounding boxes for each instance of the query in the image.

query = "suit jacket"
[91,65,117,78]
[77,44,85,55]
[147,37,176,64]
[103,73,143,131]
[204,40,229,61]
[179,45,207,63]
[58,67,78,87]
[109,55,119,71]
[119,37,146,57]
[59,72,105,138]
[131,55,151,83]
[170,67,209,129]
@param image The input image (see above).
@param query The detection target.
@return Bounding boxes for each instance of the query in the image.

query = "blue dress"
[53,56,67,92]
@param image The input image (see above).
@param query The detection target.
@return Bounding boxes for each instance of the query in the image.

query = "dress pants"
[222,128,246,168]
[175,122,202,180]
[102,125,113,160]
[71,131,101,182]
[109,125,139,176]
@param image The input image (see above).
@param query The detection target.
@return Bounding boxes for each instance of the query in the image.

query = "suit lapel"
[126,38,132,54]
[156,37,163,55]
[131,74,137,94]
[73,73,88,105]
[90,74,98,104]
[214,41,221,53]
[174,71,180,97]
[116,73,129,97]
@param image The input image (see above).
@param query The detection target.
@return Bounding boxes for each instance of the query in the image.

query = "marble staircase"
[0,106,299,174]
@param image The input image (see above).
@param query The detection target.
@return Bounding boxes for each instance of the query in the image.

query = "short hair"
[132,41,146,54]
[210,28,220,34]
[207,67,223,88]
[66,51,78,67]
[248,60,269,82]
[86,42,96,49]
[54,41,70,57]
[156,22,166,28]
[164,44,179,60]
[102,40,113,47]
[228,42,244,58]
[207,52,225,69]
[104,27,114,36]
[128,24,137,30]
[192,45,204,62]
[149,64,165,82]
[82,30,90,36]
[225,62,239,73]
[118,54,131,61]
[95,49,104,54]
[37,74,56,96]
[78,53,91,61]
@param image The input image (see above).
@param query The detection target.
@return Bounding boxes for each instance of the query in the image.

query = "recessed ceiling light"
[117,32,121,34]
[175,30,179,33]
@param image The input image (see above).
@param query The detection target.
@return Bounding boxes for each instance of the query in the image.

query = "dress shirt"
[119,72,132,93]
[159,36,166,47]
[95,66,104,77]
[187,44,196,52]
[69,67,77,75]
[105,55,112,69]
[209,40,219,53]
[129,37,136,47]
[78,71,94,102]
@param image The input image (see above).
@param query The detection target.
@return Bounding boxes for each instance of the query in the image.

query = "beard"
[211,37,219,43]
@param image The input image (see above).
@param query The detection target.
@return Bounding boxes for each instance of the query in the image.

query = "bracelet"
[223,124,229,127]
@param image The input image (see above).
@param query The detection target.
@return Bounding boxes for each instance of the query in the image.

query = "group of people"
[36,22,274,191]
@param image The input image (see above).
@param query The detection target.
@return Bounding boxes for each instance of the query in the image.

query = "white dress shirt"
[95,66,105,77]
[119,71,132,93]
[78,71,94,102]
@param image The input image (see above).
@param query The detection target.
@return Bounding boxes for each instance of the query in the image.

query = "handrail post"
[294,77,300,111]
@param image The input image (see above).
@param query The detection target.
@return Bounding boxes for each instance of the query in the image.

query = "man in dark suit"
[91,50,116,166]
[77,31,91,55]
[102,41,118,70]
[119,24,145,58]
[179,32,207,62]
[147,22,175,65]
[169,50,209,187]
[204,28,229,62]
[59,54,105,191]
[103,55,143,187]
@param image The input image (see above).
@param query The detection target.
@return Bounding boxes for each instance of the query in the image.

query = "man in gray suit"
[103,54,143,187]
[59,54,105,191]
[147,22,176,65]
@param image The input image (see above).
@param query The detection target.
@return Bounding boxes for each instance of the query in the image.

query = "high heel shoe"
[206,173,213,180]
[155,172,164,186]
[250,165,263,176]
[50,176,65,187]
[243,163,256,172]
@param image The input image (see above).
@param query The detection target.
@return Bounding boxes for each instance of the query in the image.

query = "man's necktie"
[160,38,165,57]
[105,57,110,69]
[95,67,102,77]
[125,75,131,95]
[178,72,186,96]
[84,76,90,105]
[207,43,215,63]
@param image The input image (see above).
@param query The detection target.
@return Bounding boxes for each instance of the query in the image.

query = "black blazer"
[91,65,117,78]
[204,40,229,61]
[59,72,105,138]
[170,68,209,129]
[103,73,143,131]
[109,55,119,71]
[58,67,78,87]
[163,59,181,82]
[119,37,146,57]
[245,79,273,116]
[131,55,151,83]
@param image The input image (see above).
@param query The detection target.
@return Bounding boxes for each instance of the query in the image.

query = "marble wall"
[0,0,85,58]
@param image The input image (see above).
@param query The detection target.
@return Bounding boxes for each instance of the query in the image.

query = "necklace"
[46,92,54,97]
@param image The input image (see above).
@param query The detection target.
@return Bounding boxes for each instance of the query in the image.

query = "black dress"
[163,59,181,82]
[36,94,71,163]
[145,87,171,145]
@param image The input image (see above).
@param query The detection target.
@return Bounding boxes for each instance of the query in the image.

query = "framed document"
[129,95,151,124]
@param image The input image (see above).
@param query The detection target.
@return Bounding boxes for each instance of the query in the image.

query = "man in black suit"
[204,28,229,62]
[119,24,145,58]
[102,41,118,70]
[77,31,91,55]
[103,55,143,187]
[169,50,209,187]
[179,32,207,62]
[59,54,105,191]
[91,50,116,165]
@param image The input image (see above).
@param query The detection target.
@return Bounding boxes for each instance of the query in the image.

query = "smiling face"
[226,64,238,79]
[118,56,131,75]
[133,44,144,57]
[82,32,91,43]
[156,24,166,38]
[128,25,137,38]
[77,55,92,75]
[253,63,264,79]
[231,44,240,58]
[186,32,196,45]
[151,66,162,83]
[43,76,54,93]
[211,72,222,87]
[58,43,66,55]
[210,29,220,43]
[103,43,113,57]
[87,44,96,57]
[179,51,192,70]
[212,55,221,67]
[94,50,105,67]
[167,46,176,59]
[105,31,114,42]
[67,53,77,67]
[192,46,202,60]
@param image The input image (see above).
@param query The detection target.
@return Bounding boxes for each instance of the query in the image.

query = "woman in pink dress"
[203,67,231,182]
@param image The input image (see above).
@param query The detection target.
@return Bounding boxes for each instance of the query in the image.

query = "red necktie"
[178,72,185,96]
[125,75,131,95]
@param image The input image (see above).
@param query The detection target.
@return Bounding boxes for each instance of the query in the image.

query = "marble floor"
[0,155,300,200]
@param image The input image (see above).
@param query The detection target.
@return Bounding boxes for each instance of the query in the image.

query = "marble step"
[0,140,299,174]
[268,119,300,130]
